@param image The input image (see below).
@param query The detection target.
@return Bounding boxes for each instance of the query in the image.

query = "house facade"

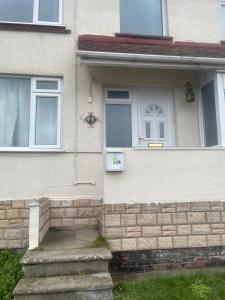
[1,0,225,271]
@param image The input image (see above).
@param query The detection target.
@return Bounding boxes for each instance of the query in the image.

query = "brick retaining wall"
[101,202,225,252]
[0,200,29,249]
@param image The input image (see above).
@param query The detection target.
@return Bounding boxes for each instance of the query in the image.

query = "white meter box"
[106,151,125,172]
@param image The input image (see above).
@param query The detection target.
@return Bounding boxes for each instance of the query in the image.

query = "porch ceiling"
[77,35,225,70]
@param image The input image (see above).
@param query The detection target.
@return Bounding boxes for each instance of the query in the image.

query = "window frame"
[120,0,168,37]
[0,76,62,152]
[221,0,225,39]
[0,0,63,26]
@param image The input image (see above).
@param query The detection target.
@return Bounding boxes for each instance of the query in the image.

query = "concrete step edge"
[13,273,114,296]
[22,248,112,265]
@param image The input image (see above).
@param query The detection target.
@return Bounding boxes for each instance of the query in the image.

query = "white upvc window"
[120,0,167,36]
[0,0,63,25]
[0,77,62,151]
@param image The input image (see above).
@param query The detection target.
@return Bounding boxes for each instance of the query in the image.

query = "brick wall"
[101,202,225,252]
[49,198,103,228]
[0,200,29,249]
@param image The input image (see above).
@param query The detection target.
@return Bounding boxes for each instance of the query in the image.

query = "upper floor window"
[221,1,225,38]
[0,0,62,25]
[120,0,166,36]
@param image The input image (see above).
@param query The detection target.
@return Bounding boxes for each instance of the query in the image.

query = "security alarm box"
[106,151,125,172]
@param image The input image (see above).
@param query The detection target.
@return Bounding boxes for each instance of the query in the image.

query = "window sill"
[0,22,71,34]
[116,33,173,41]
[0,148,65,153]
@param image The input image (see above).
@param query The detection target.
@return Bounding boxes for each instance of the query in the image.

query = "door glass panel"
[201,81,218,147]
[145,122,151,139]
[106,104,132,147]
[159,122,165,139]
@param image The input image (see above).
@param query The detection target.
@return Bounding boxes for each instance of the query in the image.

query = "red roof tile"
[78,35,225,58]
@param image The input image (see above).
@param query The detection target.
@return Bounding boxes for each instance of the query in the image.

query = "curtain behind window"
[0,78,30,147]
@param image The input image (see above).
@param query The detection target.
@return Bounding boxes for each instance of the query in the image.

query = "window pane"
[222,6,225,38]
[36,80,58,90]
[107,90,129,99]
[145,122,151,139]
[0,0,33,23]
[159,122,165,139]
[0,78,30,147]
[201,81,218,147]
[106,104,132,147]
[35,97,58,145]
[120,0,163,36]
[38,0,59,22]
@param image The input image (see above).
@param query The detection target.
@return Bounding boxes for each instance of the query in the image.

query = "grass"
[91,236,110,249]
[113,271,225,300]
[0,250,23,300]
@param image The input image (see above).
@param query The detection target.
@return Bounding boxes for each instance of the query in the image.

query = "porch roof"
[77,34,225,70]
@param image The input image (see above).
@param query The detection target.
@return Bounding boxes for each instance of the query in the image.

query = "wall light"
[185,82,195,103]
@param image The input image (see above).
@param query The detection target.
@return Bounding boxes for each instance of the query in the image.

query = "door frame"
[104,86,176,148]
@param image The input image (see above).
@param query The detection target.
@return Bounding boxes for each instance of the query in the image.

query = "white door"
[136,89,175,147]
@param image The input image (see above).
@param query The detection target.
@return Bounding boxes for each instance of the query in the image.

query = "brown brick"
[108,239,121,251]
[162,203,176,213]
[121,214,136,226]
[177,203,190,212]
[207,212,221,223]
[210,202,224,211]
[89,218,98,226]
[9,219,23,227]
[187,212,206,224]
[104,204,125,214]
[173,236,188,248]
[221,234,225,246]
[50,208,65,219]
[93,207,103,217]
[141,203,161,213]
[90,199,102,207]
[6,209,19,219]
[191,202,210,211]
[188,235,207,247]
[192,224,210,235]
[158,237,173,249]
[142,226,161,237]
[50,219,62,227]
[105,215,120,227]
[177,225,192,235]
[7,240,22,248]
[0,240,7,248]
[74,218,90,226]
[126,227,141,238]
[105,227,126,238]
[157,213,172,225]
[122,238,137,251]
[50,200,61,208]
[211,224,225,234]
[137,237,157,250]
[126,204,141,213]
[0,201,12,209]
[207,235,221,247]
[74,199,90,208]
[172,213,187,225]
[61,200,73,207]
[137,214,157,226]
[20,209,29,219]
[61,219,74,227]
[12,201,25,208]
[0,220,9,228]
[162,230,176,236]
[162,225,176,231]
[0,210,5,220]
[77,208,93,218]
[4,229,22,240]
[0,230,3,239]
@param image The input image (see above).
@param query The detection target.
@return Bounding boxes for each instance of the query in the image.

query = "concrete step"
[14,273,113,300]
[22,248,112,278]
